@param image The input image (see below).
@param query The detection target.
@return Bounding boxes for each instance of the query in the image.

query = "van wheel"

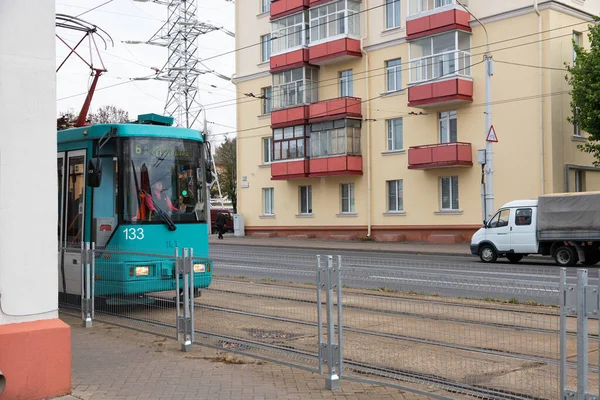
[479,245,498,263]
[555,246,578,266]
[506,254,523,264]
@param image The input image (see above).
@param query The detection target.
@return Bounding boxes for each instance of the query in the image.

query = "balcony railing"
[308,96,361,122]
[409,50,471,84]
[408,142,472,169]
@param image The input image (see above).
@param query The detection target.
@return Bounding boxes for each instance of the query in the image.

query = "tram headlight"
[193,263,206,273]
[135,266,150,276]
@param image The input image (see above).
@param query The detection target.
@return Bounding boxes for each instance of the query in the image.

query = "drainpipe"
[361,0,372,238]
[534,0,545,194]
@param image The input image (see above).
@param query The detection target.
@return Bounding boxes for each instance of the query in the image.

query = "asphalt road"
[209,243,600,305]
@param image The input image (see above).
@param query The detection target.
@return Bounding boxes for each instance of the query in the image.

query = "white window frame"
[271,12,309,56]
[261,86,273,114]
[385,0,401,29]
[260,34,272,62]
[386,118,403,151]
[408,0,464,17]
[263,188,274,215]
[573,106,582,137]
[261,0,270,14]
[439,111,457,143]
[440,176,459,211]
[339,69,353,97]
[387,180,404,212]
[272,67,319,110]
[340,183,355,213]
[299,185,312,214]
[310,119,361,158]
[409,31,471,84]
[573,31,582,64]
[309,0,361,45]
[263,137,273,164]
[385,59,402,92]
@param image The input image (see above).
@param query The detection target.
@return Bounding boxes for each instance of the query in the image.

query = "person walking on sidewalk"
[215,212,227,239]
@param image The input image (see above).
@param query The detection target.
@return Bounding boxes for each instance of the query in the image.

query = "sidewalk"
[53,314,450,400]
[209,235,472,257]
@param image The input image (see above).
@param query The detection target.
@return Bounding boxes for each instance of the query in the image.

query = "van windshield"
[122,137,207,224]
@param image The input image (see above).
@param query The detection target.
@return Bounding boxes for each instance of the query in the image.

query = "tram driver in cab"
[145,181,178,218]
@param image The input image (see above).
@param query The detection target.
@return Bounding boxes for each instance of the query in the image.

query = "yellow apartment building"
[234,0,600,243]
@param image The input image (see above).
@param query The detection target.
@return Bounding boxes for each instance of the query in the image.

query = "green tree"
[566,17,600,166]
[88,105,129,124]
[214,138,237,213]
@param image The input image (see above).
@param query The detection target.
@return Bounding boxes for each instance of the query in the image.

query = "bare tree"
[88,105,130,124]
[214,138,237,213]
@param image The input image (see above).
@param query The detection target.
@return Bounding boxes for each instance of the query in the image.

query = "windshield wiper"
[131,160,177,231]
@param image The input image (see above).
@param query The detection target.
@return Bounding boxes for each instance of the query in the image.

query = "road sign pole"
[484,55,495,220]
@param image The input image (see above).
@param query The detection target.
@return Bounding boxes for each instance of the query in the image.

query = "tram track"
[207,278,594,339]
[76,307,557,400]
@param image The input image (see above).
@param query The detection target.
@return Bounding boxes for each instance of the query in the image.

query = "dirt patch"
[243,328,300,340]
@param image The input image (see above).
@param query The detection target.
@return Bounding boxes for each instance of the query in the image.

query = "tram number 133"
[123,228,145,240]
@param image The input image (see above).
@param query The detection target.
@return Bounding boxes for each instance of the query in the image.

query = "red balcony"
[270,48,311,73]
[271,159,309,180]
[406,8,471,40]
[309,97,361,123]
[270,0,309,20]
[271,105,309,129]
[308,155,362,177]
[408,78,472,108]
[408,142,473,170]
[309,38,361,65]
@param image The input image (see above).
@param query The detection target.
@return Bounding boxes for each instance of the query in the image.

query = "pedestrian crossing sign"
[486,125,498,142]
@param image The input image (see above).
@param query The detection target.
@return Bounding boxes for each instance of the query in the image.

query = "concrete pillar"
[0,1,71,399]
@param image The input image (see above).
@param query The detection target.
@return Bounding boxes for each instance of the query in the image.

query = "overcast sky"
[55,0,236,146]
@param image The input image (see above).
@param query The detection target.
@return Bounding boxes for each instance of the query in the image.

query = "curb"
[209,239,473,258]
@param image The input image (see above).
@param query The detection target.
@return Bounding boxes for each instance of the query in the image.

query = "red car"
[210,208,233,234]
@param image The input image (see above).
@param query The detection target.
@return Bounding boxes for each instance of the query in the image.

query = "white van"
[470,193,600,266]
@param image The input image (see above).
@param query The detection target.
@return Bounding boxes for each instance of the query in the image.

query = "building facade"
[234,0,600,242]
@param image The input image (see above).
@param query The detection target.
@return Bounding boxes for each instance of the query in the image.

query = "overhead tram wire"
[58,20,595,110]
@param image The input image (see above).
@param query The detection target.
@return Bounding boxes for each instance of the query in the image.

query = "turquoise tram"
[57,114,213,304]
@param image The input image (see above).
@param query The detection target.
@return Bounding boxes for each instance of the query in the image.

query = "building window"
[409,0,461,16]
[573,106,581,137]
[339,70,353,97]
[309,0,360,43]
[386,118,403,151]
[439,111,457,143]
[260,34,272,62]
[385,59,402,92]
[573,31,582,64]
[440,176,459,211]
[409,31,471,83]
[310,119,361,157]
[273,125,307,161]
[299,186,312,214]
[261,0,270,14]
[341,183,355,213]
[385,0,401,29]
[263,188,274,215]
[575,170,585,192]
[263,137,273,164]
[261,87,273,114]
[271,13,309,55]
[272,66,319,109]
[387,180,403,212]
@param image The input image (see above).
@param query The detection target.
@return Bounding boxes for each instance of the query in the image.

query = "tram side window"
[58,157,64,241]
[66,156,85,246]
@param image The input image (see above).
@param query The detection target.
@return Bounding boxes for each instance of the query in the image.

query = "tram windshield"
[122,137,207,224]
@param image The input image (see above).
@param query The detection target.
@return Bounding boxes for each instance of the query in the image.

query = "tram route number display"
[123,228,145,240]
[135,143,190,158]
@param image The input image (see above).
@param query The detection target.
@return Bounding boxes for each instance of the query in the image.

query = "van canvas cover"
[537,192,600,240]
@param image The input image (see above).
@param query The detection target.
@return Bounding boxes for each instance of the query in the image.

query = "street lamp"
[456,0,494,223]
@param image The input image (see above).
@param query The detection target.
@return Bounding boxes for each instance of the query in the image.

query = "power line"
[74,0,115,18]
